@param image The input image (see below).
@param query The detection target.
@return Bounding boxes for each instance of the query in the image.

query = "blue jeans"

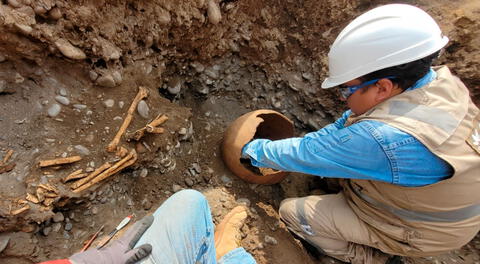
[135,189,256,264]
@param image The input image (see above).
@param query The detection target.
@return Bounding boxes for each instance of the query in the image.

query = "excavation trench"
[0,0,479,263]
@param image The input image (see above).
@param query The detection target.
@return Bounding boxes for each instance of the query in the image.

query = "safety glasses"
[339,76,396,99]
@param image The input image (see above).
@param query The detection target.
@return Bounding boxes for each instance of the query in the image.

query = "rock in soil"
[53,212,65,223]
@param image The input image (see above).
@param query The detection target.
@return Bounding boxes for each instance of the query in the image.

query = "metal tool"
[81,225,104,252]
[98,215,133,249]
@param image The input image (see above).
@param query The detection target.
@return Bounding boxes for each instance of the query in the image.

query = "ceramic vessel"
[222,109,294,184]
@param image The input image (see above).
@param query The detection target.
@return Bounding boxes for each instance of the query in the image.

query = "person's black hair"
[360,51,440,90]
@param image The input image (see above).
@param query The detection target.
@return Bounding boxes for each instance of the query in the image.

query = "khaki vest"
[341,66,480,257]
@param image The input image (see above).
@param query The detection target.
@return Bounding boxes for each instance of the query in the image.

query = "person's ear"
[374,78,394,102]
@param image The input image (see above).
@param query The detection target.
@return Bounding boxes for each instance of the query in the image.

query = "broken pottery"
[222,109,294,184]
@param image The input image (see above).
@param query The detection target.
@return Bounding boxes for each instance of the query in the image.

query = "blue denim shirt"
[242,69,453,187]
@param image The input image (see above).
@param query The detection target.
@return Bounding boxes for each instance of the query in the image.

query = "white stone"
[74,145,90,156]
[55,95,70,105]
[59,88,67,96]
[47,104,61,117]
[73,104,87,110]
[103,99,115,108]
[167,79,182,95]
[137,100,149,119]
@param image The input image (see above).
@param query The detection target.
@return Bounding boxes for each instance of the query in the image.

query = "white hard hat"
[321,4,449,89]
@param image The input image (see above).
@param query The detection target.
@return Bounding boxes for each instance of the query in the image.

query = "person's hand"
[69,215,154,264]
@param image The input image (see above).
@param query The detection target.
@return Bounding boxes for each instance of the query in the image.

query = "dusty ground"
[0,0,479,263]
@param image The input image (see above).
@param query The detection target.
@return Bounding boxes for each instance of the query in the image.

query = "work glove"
[69,215,154,264]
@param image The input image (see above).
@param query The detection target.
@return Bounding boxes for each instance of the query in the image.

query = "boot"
[214,206,248,260]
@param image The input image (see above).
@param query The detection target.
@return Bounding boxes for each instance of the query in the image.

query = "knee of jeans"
[172,189,207,204]
[279,198,297,222]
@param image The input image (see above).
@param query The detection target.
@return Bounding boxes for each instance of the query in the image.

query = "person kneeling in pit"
[241,4,480,264]
[39,189,256,264]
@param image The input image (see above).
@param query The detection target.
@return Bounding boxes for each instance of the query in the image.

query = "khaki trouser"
[279,193,390,264]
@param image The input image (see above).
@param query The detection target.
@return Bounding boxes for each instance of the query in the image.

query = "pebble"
[178,127,187,135]
[55,38,86,60]
[8,0,22,8]
[47,104,61,117]
[73,104,87,110]
[140,168,148,178]
[256,242,264,250]
[167,78,182,95]
[205,68,219,79]
[64,222,73,231]
[49,7,62,20]
[53,212,64,223]
[137,100,149,119]
[104,99,115,108]
[55,95,70,105]
[185,178,194,187]
[264,235,278,245]
[74,145,90,156]
[158,9,171,25]
[220,175,232,184]
[42,226,52,236]
[91,206,98,215]
[0,80,6,93]
[236,198,251,207]
[96,74,116,87]
[0,54,5,62]
[207,0,222,24]
[34,5,47,15]
[192,163,202,174]
[191,62,205,73]
[52,223,62,232]
[112,71,122,85]
[15,73,24,83]
[0,236,9,254]
[59,88,67,96]
[142,198,153,210]
[118,101,124,108]
[89,70,98,81]
[172,184,182,193]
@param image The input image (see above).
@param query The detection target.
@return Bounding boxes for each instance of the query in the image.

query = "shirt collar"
[406,68,437,91]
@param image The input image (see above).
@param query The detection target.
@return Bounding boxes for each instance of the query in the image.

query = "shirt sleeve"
[242,121,394,183]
